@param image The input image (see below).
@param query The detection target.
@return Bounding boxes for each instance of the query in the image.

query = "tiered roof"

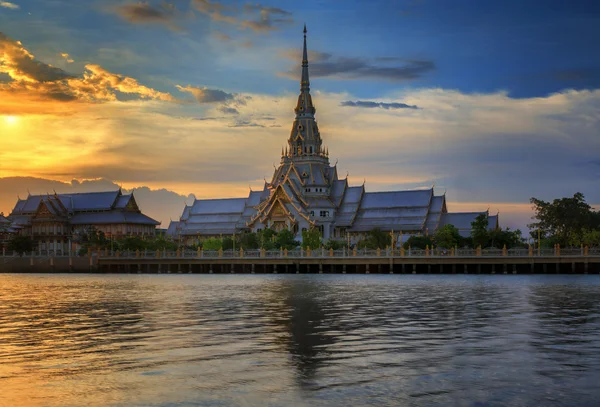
[9,190,159,226]
[169,27,499,239]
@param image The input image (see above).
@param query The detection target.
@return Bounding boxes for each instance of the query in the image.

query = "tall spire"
[301,24,309,91]
[287,25,324,163]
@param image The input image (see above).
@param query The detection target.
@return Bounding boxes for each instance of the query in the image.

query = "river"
[1,274,599,406]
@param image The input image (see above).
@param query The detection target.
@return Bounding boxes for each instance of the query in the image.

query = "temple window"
[320,211,329,217]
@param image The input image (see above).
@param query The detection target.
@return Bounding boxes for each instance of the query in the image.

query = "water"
[1,275,599,407]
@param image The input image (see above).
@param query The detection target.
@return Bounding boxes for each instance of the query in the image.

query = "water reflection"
[0,275,599,407]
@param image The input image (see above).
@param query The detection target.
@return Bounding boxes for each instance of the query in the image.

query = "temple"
[169,27,498,244]
[6,190,159,253]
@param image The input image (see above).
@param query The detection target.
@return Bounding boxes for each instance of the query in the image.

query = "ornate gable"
[35,201,54,219]
[126,196,139,212]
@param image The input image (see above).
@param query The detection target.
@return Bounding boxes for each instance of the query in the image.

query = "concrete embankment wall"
[2,256,600,274]
[0,257,96,273]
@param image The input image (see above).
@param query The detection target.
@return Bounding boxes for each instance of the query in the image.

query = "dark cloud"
[193,0,293,33]
[218,106,239,114]
[340,100,419,109]
[176,85,234,103]
[0,32,73,82]
[281,50,435,82]
[228,120,265,127]
[116,3,170,22]
[111,2,182,30]
[240,4,293,32]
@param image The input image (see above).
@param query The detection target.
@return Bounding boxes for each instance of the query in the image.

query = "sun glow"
[3,115,18,125]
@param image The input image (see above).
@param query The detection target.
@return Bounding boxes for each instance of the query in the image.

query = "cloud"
[111,2,181,30]
[218,106,239,114]
[176,85,234,103]
[60,53,74,63]
[228,120,265,127]
[341,100,419,109]
[0,1,18,9]
[214,31,232,41]
[280,49,435,82]
[192,0,292,33]
[240,3,293,32]
[0,32,176,114]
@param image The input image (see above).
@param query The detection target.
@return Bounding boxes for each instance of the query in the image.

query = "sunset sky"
[1,0,599,231]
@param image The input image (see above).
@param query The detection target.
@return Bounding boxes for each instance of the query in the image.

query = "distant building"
[0,212,16,249]
[8,190,159,253]
[169,27,499,244]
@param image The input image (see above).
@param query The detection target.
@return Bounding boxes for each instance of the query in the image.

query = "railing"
[3,247,600,259]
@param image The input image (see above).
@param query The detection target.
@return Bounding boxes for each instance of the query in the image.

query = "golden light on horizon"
[3,115,19,125]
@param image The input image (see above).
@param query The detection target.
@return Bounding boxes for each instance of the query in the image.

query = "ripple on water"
[0,274,599,407]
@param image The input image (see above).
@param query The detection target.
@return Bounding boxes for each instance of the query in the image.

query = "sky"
[1,0,599,232]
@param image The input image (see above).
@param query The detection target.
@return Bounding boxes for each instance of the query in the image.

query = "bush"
[275,229,299,250]
[324,239,345,250]
[403,235,433,250]
[301,228,322,249]
[8,235,35,256]
[202,237,222,251]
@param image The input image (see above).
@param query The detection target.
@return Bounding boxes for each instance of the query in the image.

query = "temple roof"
[70,212,159,225]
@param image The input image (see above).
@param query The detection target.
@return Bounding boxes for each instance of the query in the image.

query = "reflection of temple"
[169,27,498,243]
[7,190,159,253]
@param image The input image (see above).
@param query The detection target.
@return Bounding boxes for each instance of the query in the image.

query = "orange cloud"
[0,32,176,115]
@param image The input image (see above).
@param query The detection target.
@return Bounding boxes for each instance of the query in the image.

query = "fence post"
[352,247,357,257]
[425,245,429,257]
[218,248,223,258]
[557,244,561,257]
[307,246,311,257]
[528,245,533,257]
[400,246,405,257]
[377,248,381,257]
[502,244,507,257]
[284,248,288,258]
[240,248,244,258]
[477,246,482,257]
[136,249,140,258]
[116,250,120,258]
[156,249,160,258]
[584,246,589,256]
[329,248,334,257]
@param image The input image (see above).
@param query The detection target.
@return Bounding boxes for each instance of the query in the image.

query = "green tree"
[222,237,234,250]
[581,229,600,247]
[471,214,489,248]
[301,227,322,249]
[258,228,277,249]
[488,228,525,249]
[146,236,177,251]
[403,235,433,250]
[324,239,345,250]
[119,236,146,251]
[8,235,35,256]
[357,228,391,249]
[275,229,299,250]
[433,224,461,249]
[529,192,598,246]
[202,237,222,251]
[237,232,260,250]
